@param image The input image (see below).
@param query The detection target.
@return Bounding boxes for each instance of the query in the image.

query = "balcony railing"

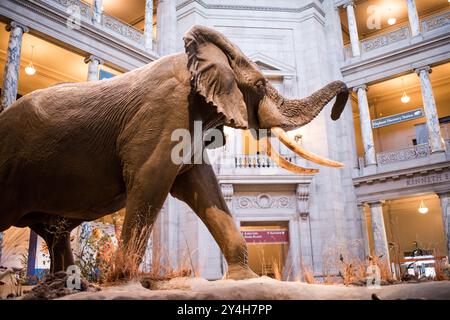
[344,9,450,60]
[234,154,296,169]
[43,0,146,48]
[376,143,430,166]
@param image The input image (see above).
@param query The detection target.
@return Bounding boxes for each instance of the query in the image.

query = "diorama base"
[51,277,450,300]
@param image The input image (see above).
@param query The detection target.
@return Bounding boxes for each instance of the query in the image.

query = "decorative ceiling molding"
[176,0,325,17]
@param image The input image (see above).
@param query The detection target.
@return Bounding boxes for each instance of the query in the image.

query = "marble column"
[437,192,450,258]
[344,1,360,57]
[78,43,101,259]
[156,0,177,56]
[406,0,421,37]
[144,0,154,52]
[354,85,376,166]
[368,201,390,267]
[92,0,103,25]
[84,55,103,82]
[357,203,370,258]
[1,21,28,111]
[296,184,313,280]
[415,66,444,153]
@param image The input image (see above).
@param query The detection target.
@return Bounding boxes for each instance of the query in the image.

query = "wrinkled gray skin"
[0,26,348,279]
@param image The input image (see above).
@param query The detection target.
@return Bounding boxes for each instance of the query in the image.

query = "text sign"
[241,230,289,244]
[372,108,424,129]
[406,172,450,186]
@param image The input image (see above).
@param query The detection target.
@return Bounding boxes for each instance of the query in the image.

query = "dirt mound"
[22,271,100,300]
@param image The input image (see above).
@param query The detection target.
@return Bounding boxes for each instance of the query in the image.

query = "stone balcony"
[42,0,154,51]
[212,153,304,177]
[356,139,450,178]
[341,8,450,88]
[1,0,157,70]
[343,9,450,63]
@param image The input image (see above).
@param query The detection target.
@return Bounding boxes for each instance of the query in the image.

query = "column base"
[362,163,377,176]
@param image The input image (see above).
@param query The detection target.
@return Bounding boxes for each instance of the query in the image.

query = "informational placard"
[372,108,424,129]
[241,230,289,244]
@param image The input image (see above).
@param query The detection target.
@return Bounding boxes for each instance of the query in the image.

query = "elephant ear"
[184,27,248,129]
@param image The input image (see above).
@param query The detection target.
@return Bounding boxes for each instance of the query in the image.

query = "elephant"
[0,25,348,280]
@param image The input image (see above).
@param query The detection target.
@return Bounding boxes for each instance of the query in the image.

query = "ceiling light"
[418,200,428,214]
[25,45,36,76]
[400,78,410,103]
[401,91,410,103]
[25,62,36,75]
[387,8,396,25]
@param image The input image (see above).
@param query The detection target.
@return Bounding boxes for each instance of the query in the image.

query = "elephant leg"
[170,163,258,280]
[121,149,179,264]
[30,218,81,273]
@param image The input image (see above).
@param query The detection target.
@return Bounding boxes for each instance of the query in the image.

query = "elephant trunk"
[263,80,348,130]
[258,81,349,173]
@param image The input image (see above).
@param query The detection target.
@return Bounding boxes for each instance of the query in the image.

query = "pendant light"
[400,78,410,104]
[387,7,396,25]
[418,200,428,214]
[25,45,36,76]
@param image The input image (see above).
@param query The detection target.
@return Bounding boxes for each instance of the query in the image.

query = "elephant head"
[184,25,348,173]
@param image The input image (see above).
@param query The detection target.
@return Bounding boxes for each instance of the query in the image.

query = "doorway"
[240,221,289,279]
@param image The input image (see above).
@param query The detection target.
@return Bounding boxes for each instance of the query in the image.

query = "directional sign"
[372,108,424,129]
[241,230,289,244]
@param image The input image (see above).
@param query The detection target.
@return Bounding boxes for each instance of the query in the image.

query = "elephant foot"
[225,265,259,280]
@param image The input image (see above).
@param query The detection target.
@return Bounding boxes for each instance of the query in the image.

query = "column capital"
[220,183,234,202]
[6,21,29,33]
[352,84,367,92]
[84,55,103,65]
[414,65,432,75]
[343,1,355,9]
[437,191,450,199]
[357,202,366,209]
[367,200,384,208]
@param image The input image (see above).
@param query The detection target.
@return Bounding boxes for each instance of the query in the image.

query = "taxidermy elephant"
[0,25,348,279]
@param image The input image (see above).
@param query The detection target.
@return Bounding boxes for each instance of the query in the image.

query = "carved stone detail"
[235,194,294,209]
[376,144,430,165]
[220,184,234,202]
[361,26,410,53]
[296,184,310,219]
[422,11,450,33]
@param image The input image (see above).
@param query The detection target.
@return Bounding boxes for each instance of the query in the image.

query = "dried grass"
[103,227,150,283]
[272,260,282,281]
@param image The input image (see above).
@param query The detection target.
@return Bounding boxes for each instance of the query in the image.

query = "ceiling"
[385,193,440,215]
[0,22,121,95]
[340,0,449,43]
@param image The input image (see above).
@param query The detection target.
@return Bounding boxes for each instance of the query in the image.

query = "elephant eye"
[255,79,266,88]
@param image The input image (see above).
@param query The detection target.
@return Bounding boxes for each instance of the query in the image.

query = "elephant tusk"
[271,127,344,168]
[262,137,319,174]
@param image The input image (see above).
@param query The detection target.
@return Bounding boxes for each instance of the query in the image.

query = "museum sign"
[372,108,424,129]
[241,230,289,244]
